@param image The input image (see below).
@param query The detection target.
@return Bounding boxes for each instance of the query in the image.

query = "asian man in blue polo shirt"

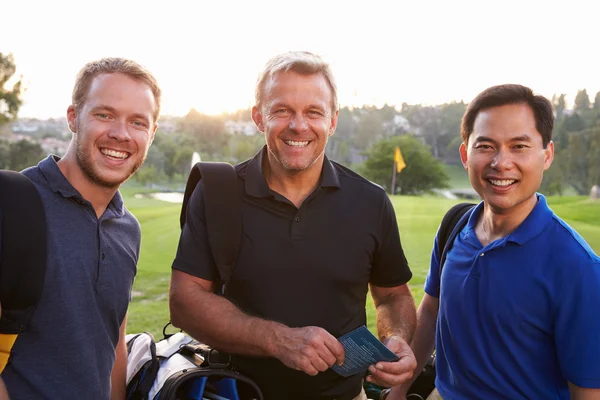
[392,84,600,399]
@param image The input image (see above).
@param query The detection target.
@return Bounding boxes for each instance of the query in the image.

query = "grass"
[125,190,600,338]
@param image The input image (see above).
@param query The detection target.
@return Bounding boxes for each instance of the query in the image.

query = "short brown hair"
[461,84,554,148]
[255,51,338,112]
[72,57,161,122]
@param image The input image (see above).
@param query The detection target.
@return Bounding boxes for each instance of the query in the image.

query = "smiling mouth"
[488,179,516,187]
[283,140,309,147]
[101,148,130,160]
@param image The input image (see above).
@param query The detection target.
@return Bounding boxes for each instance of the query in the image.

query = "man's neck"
[476,195,538,246]
[57,153,118,219]
[263,154,324,209]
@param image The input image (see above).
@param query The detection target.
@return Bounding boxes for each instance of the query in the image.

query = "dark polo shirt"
[2,156,139,399]
[173,147,411,400]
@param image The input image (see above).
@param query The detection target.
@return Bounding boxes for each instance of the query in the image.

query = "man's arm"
[365,283,417,388]
[569,383,600,399]
[169,269,345,376]
[388,293,439,399]
[110,315,128,400]
[0,378,8,400]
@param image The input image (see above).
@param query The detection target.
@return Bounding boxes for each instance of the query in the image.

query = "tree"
[574,89,591,111]
[594,91,600,111]
[0,139,10,168]
[359,135,450,195]
[0,53,24,125]
[8,139,45,171]
[179,109,228,159]
[563,124,600,194]
[552,94,567,118]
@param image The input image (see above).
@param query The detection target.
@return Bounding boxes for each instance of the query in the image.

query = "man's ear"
[543,140,555,171]
[329,109,339,137]
[251,106,265,132]
[66,105,77,133]
[149,123,158,145]
[459,141,468,170]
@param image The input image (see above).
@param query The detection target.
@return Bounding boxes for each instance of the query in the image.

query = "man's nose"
[108,120,132,142]
[289,114,308,133]
[491,149,514,170]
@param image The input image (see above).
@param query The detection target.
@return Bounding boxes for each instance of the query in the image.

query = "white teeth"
[101,149,129,159]
[284,140,309,147]
[489,179,515,186]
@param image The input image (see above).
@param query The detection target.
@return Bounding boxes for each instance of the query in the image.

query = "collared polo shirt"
[2,156,140,400]
[173,146,412,400]
[425,194,600,399]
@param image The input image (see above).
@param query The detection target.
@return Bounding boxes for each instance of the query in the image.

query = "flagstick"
[391,161,397,195]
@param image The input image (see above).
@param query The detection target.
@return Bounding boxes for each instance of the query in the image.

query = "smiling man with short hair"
[170,51,418,400]
[1,57,160,399]
[393,84,600,400]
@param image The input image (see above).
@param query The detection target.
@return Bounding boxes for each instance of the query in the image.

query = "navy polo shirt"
[425,194,600,399]
[2,156,140,399]
[173,146,412,400]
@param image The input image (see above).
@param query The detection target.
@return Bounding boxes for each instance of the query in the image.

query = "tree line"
[2,51,598,195]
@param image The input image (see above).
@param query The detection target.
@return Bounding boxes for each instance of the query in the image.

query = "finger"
[323,335,345,365]
[311,356,331,373]
[316,346,338,368]
[368,364,414,387]
[367,370,413,388]
[298,359,320,376]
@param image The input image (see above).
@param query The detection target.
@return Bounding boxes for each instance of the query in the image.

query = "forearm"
[397,294,438,392]
[411,302,437,374]
[0,378,9,400]
[169,274,287,357]
[110,316,128,400]
[373,285,416,343]
[569,383,600,399]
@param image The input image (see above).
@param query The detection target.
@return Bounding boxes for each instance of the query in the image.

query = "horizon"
[3,0,598,120]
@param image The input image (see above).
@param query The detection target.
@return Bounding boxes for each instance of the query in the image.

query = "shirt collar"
[38,155,125,215]
[507,194,553,245]
[245,146,340,198]
[465,193,553,246]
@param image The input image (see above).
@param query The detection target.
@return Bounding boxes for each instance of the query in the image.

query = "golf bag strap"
[180,162,242,295]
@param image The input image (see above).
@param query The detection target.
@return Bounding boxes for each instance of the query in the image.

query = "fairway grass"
[126,193,600,338]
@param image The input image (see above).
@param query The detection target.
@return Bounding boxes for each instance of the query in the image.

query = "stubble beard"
[75,132,146,189]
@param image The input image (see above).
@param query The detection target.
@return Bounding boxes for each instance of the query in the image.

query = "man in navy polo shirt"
[1,58,160,399]
[170,51,417,400]
[392,84,600,399]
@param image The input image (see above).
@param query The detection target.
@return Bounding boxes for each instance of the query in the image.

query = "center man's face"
[252,71,338,176]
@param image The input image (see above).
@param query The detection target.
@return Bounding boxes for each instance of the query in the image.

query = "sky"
[2,0,598,119]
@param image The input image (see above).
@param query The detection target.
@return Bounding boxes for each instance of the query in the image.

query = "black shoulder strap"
[0,170,47,334]
[180,162,242,295]
[435,202,475,296]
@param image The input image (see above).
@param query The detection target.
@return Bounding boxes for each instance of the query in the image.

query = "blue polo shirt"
[1,156,140,399]
[425,194,600,399]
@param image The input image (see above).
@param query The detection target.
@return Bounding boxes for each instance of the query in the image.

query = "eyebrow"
[473,135,533,144]
[90,105,152,122]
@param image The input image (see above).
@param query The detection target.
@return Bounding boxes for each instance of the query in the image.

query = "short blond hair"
[255,51,338,112]
[72,57,161,122]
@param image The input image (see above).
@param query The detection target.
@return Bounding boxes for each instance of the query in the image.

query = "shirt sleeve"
[554,259,600,388]
[171,182,218,281]
[423,231,441,298]
[369,194,412,287]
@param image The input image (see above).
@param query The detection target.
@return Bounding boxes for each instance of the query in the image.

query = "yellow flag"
[394,146,406,173]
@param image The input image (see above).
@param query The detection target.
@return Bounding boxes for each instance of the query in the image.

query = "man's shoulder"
[234,159,251,177]
[21,163,44,185]
[330,161,387,195]
[121,205,141,229]
[546,214,600,264]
